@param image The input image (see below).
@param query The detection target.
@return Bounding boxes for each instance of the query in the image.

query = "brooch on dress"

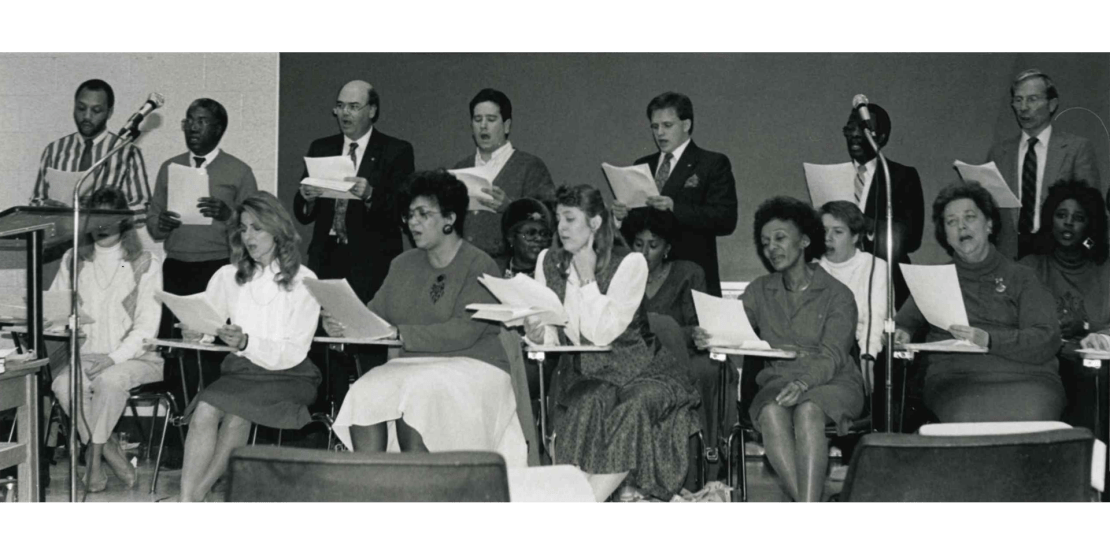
[430,274,446,304]
[994,277,1006,293]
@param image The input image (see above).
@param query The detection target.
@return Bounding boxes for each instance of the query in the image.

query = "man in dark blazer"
[294,80,415,303]
[987,69,1102,259]
[614,92,738,297]
[843,103,924,309]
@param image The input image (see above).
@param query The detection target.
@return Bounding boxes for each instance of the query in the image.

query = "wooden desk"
[0,358,50,502]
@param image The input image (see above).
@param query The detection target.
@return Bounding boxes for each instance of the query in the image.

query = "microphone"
[852,94,873,131]
[117,93,165,138]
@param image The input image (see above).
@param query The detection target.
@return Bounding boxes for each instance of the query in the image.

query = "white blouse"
[202,263,320,371]
[51,243,162,365]
[533,248,648,347]
[819,250,888,358]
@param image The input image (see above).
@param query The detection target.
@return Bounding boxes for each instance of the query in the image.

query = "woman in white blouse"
[178,191,321,502]
[817,200,887,392]
[523,184,700,501]
[51,188,162,493]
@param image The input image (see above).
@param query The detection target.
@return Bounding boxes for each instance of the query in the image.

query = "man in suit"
[843,103,924,309]
[293,80,415,410]
[987,69,1102,259]
[613,92,738,296]
[451,88,555,258]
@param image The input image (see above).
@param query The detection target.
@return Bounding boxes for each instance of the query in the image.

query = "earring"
[442,223,454,235]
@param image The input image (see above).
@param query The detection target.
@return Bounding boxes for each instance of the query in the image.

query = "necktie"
[78,139,93,172]
[193,156,204,168]
[331,143,357,244]
[1019,137,1039,235]
[655,152,674,190]
[855,164,868,204]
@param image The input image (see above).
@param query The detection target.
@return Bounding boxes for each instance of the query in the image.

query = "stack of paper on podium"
[303,278,395,340]
[45,168,82,205]
[473,274,567,327]
[692,290,771,349]
[168,164,211,225]
[953,161,1020,208]
[803,162,858,208]
[155,291,225,336]
[601,163,658,209]
[0,290,83,327]
[301,156,360,200]
[447,168,496,212]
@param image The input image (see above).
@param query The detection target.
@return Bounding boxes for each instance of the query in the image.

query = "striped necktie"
[331,143,357,244]
[78,139,94,172]
[1018,137,1039,234]
[655,152,673,190]
[855,164,868,204]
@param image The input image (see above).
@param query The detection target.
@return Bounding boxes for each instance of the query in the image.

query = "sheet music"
[692,290,771,350]
[45,168,82,204]
[466,303,549,327]
[154,291,225,336]
[302,156,360,200]
[477,274,568,327]
[303,278,395,340]
[901,339,987,353]
[168,164,210,225]
[900,263,970,330]
[803,162,858,208]
[953,160,1020,209]
[448,168,497,212]
[601,163,658,209]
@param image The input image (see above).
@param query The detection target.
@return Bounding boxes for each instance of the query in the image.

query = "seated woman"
[619,207,725,456]
[817,200,887,393]
[178,191,322,502]
[495,197,554,278]
[695,197,863,502]
[330,170,527,467]
[894,182,1063,423]
[51,187,162,493]
[523,184,700,502]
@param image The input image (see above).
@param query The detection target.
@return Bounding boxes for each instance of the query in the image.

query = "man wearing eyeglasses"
[293,79,415,304]
[987,69,1101,259]
[841,102,923,310]
[147,97,258,406]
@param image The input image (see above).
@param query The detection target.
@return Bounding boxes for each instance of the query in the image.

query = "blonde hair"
[228,191,303,291]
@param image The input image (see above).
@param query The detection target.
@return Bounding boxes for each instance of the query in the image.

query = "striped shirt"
[32,131,152,207]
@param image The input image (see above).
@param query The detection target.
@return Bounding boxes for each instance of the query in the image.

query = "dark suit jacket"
[860,158,924,309]
[293,129,415,302]
[635,141,738,296]
[987,129,1102,259]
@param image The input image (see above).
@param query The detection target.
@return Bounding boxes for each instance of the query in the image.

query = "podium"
[0,205,138,501]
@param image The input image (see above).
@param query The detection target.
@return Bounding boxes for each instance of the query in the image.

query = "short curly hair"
[932,181,1001,256]
[620,206,679,247]
[753,196,826,272]
[1032,179,1108,264]
[398,170,469,236]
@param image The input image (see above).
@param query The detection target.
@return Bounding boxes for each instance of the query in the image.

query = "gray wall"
[279,53,1109,281]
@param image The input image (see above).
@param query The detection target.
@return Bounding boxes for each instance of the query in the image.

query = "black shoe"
[159,453,184,470]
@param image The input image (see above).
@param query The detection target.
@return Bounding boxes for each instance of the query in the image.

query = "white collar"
[1021,124,1052,147]
[475,140,514,165]
[661,138,692,166]
[851,157,877,174]
[188,147,221,168]
[345,127,373,153]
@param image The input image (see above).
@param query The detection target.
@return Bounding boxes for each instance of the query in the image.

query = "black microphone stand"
[66,126,142,502]
[861,127,896,433]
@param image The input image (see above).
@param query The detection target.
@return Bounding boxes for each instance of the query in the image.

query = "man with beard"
[31,79,152,207]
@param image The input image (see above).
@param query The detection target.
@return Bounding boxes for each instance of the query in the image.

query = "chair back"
[227,446,511,502]
[840,429,1096,501]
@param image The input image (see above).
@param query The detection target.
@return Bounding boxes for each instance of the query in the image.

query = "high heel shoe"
[83,468,108,493]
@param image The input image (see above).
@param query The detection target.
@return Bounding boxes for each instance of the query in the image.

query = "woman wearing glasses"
[51,188,163,493]
[329,170,527,466]
[496,197,554,278]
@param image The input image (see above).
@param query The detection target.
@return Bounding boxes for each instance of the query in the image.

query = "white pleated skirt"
[332,356,527,468]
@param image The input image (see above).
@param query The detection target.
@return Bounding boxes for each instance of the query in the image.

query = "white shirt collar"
[475,140,514,167]
[188,147,221,169]
[661,138,692,166]
[1021,124,1052,148]
[345,127,373,154]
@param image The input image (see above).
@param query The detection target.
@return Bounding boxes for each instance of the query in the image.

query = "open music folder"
[473,274,568,327]
[691,290,772,350]
[601,163,658,209]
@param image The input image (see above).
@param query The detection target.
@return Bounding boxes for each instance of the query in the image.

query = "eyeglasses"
[517,229,552,242]
[402,208,441,223]
[181,117,217,130]
[333,103,369,115]
[841,124,866,137]
[1011,95,1045,108]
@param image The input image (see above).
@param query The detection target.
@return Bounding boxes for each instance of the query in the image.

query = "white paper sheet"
[45,168,83,205]
[900,339,987,353]
[155,290,225,336]
[601,163,658,209]
[302,156,360,200]
[476,274,568,327]
[691,290,771,350]
[303,278,395,340]
[167,164,210,225]
[803,162,858,208]
[953,160,1021,209]
[466,303,549,327]
[899,263,970,330]
[448,168,497,212]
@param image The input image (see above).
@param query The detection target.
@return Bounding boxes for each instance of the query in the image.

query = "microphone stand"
[66,127,141,502]
[862,127,895,433]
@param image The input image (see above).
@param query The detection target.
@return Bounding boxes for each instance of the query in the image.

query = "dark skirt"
[185,354,321,429]
[924,370,1065,423]
[749,368,865,436]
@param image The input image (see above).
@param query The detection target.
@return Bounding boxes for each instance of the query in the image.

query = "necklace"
[91,257,124,291]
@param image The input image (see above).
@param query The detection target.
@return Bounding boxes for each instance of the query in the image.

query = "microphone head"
[147,92,165,109]
[852,94,869,109]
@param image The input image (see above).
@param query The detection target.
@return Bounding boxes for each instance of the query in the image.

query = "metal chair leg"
[150,398,172,495]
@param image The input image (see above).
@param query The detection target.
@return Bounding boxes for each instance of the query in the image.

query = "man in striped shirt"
[31,79,152,207]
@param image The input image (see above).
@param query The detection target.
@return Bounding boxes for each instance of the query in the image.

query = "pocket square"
[684,174,700,188]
